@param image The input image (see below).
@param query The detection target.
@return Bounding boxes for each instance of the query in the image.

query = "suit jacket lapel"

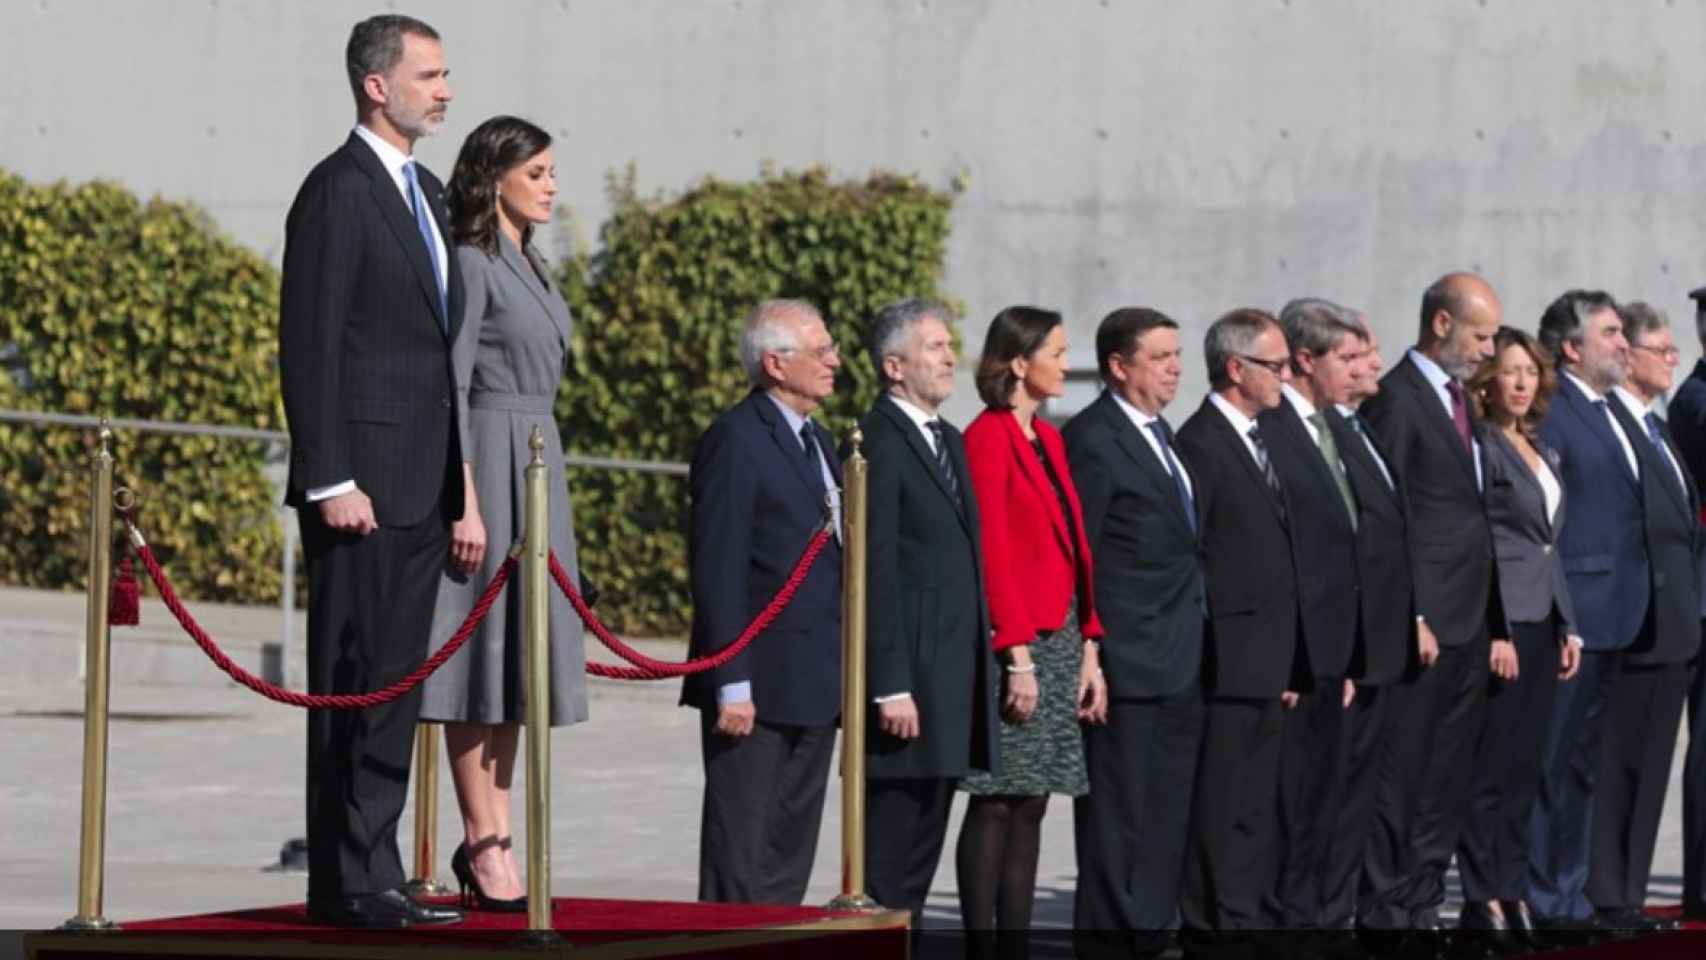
[876,394,963,520]
[1100,395,1194,535]
[1397,355,1477,487]
[1329,409,1400,504]
[1659,418,1700,519]
[751,392,828,507]
[1203,398,1285,525]
[1561,380,1639,491]
[345,133,451,337]
[498,234,570,349]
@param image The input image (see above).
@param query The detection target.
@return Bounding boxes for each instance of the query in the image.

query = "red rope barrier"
[126,519,514,709]
[554,527,835,681]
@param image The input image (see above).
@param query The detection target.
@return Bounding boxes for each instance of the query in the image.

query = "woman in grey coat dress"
[421,116,588,910]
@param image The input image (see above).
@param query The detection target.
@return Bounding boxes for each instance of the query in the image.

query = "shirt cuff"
[873,692,912,704]
[717,682,752,705]
[306,480,356,502]
[1567,634,1585,648]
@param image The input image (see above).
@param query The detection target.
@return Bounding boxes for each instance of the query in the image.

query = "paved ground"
[0,584,1689,955]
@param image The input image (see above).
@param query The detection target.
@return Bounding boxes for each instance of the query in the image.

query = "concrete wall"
[6,0,1705,426]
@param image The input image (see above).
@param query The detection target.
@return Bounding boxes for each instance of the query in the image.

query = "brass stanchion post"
[406,724,449,896]
[517,426,563,945]
[827,427,877,912]
[63,420,117,931]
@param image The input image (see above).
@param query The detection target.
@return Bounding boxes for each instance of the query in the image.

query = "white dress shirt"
[304,125,453,504]
[1561,371,1639,481]
[1612,384,1686,493]
[1110,391,1193,497]
[1281,383,1323,447]
[1336,402,1395,491]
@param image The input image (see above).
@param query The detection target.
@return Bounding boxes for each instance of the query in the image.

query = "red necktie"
[1445,380,1473,454]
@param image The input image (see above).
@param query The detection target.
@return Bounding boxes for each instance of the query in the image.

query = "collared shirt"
[1208,391,1265,469]
[1337,402,1395,491]
[1612,384,1684,492]
[887,391,942,455]
[1562,371,1640,481]
[1406,348,1484,491]
[1281,383,1323,447]
[721,393,843,707]
[304,126,452,505]
[1110,390,1193,497]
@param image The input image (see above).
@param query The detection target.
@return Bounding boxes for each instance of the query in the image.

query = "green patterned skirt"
[960,605,1089,797]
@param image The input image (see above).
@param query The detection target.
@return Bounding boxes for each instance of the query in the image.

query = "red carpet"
[25,896,910,959]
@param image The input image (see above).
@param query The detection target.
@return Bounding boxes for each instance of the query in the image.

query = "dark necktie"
[1347,413,1395,492]
[1247,425,1287,522]
[800,422,827,496]
[1307,412,1358,530]
[1444,380,1473,455]
[1646,412,1685,500]
[925,421,962,507]
[1146,419,1197,536]
[402,160,449,332]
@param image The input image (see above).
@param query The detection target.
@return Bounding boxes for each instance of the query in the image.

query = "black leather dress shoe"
[1596,907,1667,934]
[307,887,465,929]
[1496,900,1538,949]
[1530,912,1604,948]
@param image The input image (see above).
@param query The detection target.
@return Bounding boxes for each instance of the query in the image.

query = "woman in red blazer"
[956,305,1106,946]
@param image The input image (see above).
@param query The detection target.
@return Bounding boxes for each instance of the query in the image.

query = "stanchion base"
[403,878,452,897]
[824,893,880,913]
[58,914,116,932]
[512,928,570,950]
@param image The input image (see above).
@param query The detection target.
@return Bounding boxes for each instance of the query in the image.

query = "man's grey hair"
[1537,289,1619,366]
[1279,298,1364,373]
[1205,308,1279,390]
[739,299,820,386]
[867,298,952,386]
[346,14,440,104]
[1619,301,1669,346]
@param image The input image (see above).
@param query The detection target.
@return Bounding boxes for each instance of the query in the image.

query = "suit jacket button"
[1543,544,1552,554]
[441,397,452,408]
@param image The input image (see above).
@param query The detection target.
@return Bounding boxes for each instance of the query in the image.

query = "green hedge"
[0,172,286,603]
[558,167,957,635]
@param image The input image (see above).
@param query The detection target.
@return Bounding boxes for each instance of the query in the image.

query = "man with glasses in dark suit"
[1668,287,1706,922]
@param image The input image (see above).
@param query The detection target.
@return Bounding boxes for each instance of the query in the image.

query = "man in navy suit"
[682,299,845,904]
[279,14,464,929]
[1589,302,1699,930]
[1669,287,1706,919]
[1529,290,1646,932]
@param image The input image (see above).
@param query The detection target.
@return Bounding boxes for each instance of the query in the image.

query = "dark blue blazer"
[680,390,844,727]
[1537,378,1649,652]
[1668,360,1706,504]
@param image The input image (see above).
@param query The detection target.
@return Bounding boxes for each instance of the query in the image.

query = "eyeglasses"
[1631,344,1681,361]
[1236,354,1289,375]
[778,342,841,362]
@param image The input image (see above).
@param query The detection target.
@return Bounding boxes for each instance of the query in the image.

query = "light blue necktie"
[402,160,448,332]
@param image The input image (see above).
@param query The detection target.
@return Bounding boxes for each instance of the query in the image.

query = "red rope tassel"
[109,552,140,627]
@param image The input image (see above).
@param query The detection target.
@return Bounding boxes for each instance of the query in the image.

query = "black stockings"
[956,793,1049,934]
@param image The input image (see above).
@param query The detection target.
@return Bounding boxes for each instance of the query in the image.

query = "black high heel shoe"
[451,842,527,913]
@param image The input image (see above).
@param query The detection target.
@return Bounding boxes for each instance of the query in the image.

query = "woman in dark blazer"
[1457,326,1583,947]
[957,306,1107,946]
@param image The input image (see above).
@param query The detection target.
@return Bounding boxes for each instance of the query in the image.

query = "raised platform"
[24,897,910,960]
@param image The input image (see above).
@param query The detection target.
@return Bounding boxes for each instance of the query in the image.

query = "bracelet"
[1004,663,1036,674]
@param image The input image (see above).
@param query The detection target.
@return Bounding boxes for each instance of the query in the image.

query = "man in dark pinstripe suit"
[279,14,465,928]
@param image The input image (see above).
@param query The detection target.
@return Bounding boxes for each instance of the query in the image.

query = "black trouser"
[1180,696,1284,938]
[1588,660,1689,913]
[1458,619,1561,903]
[1074,692,1204,956]
[1684,632,1706,914]
[1322,681,1391,927]
[697,714,835,904]
[865,775,957,928]
[1358,636,1489,929]
[302,506,450,903]
[1272,679,1349,929]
